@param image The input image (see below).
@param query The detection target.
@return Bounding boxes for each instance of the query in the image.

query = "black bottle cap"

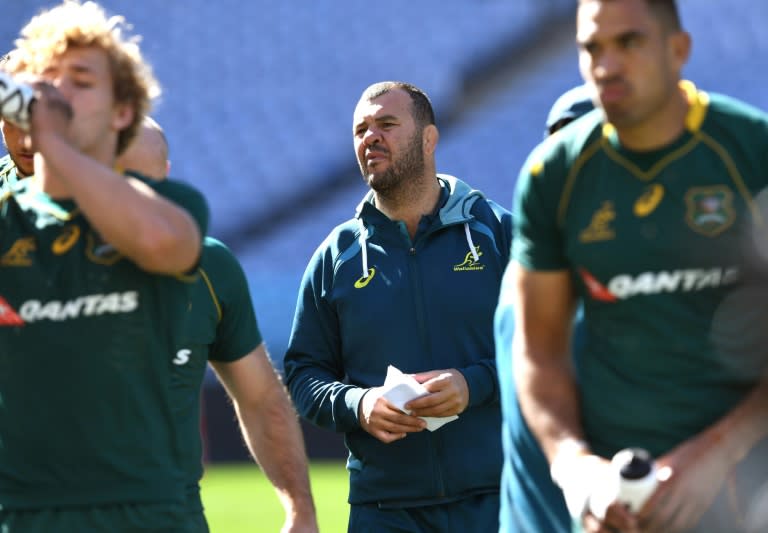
[618,448,653,480]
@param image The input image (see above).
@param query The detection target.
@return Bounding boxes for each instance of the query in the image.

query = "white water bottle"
[0,70,35,131]
[589,447,658,519]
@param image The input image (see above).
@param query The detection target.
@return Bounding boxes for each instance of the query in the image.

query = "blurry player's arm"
[511,263,582,461]
[210,345,318,533]
[30,83,201,273]
[639,376,768,532]
[511,262,637,532]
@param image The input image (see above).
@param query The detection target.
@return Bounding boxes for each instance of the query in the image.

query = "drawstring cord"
[464,222,479,261]
[358,220,477,277]
[358,218,369,278]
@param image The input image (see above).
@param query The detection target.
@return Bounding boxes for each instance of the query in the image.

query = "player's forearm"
[704,375,768,468]
[513,343,586,464]
[37,136,200,272]
[236,395,317,525]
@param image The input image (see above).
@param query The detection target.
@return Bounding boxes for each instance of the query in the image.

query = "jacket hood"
[351,174,485,280]
[353,173,485,223]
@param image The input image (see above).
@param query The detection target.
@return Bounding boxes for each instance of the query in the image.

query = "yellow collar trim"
[601,80,709,139]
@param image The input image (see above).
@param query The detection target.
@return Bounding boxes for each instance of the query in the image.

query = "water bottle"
[0,70,35,131]
[612,447,658,512]
[589,447,658,519]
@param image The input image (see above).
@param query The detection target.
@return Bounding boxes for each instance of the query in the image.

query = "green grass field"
[201,460,350,532]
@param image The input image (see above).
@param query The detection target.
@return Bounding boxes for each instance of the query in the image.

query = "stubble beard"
[362,130,425,200]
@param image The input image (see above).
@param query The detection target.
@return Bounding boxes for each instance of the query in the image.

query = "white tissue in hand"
[381,365,458,431]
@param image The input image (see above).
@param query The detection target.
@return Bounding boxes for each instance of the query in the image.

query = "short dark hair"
[579,0,682,31]
[360,81,436,128]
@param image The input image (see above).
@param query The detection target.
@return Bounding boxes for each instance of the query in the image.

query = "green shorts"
[0,501,207,533]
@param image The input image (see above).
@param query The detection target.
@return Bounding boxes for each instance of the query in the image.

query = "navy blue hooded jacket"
[284,175,512,507]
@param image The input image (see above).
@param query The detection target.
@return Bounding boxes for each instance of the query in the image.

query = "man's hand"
[405,369,469,418]
[637,431,732,532]
[358,386,426,443]
[29,80,73,151]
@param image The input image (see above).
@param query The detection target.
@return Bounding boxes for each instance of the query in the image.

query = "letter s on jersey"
[173,349,191,366]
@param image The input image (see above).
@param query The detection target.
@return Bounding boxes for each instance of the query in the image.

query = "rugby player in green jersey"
[117,122,319,533]
[508,1,768,532]
[0,1,209,531]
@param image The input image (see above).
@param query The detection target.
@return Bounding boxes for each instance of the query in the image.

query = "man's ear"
[669,30,692,72]
[423,124,439,155]
[112,102,134,131]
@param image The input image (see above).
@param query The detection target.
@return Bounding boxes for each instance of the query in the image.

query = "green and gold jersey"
[170,236,262,513]
[0,176,208,510]
[512,81,768,458]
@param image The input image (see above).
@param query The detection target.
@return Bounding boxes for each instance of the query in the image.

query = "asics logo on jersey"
[453,246,485,272]
[5,291,139,324]
[354,268,376,289]
[579,267,740,302]
[579,201,616,243]
[1,236,35,266]
[173,349,191,366]
[634,184,665,217]
[52,225,81,255]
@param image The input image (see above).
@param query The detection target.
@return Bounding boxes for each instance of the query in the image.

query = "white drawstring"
[358,218,369,278]
[464,222,479,261]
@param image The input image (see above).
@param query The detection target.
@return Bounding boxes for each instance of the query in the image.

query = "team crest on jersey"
[685,186,735,237]
[0,295,25,326]
[579,201,616,243]
[454,246,484,272]
[1,236,35,266]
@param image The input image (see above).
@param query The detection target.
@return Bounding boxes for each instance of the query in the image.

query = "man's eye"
[583,43,600,57]
[620,34,641,49]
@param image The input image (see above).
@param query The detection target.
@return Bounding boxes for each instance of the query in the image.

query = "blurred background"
[2,0,767,466]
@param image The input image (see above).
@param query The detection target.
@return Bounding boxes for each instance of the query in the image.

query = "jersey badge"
[634,184,664,217]
[685,186,735,237]
[52,225,81,255]
[579,201,616,243]
[453,246,485,272]
[1,236,36,266]
[0,295,25,326]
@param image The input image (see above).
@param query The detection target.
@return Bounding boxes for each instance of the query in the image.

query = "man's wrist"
[550,438,598,520]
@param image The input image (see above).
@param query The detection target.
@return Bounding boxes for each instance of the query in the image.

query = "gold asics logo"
[453,246,484,272]
[1,237,36,266]
[579,201,616,243]
[634,184,665,217]
[52,225,81,255]
[354,268,376,288]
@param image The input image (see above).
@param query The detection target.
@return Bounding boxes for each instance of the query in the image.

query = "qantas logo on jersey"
[0,291,139,325]
[0,295,24,326]
[579,267,740,302]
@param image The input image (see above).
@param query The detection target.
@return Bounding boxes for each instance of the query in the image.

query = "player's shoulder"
[149,177,210,235]
[704,90,768,132]
[201,236,244,275]
[519,109,604,185]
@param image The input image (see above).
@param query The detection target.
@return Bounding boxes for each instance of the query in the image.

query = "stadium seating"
[2,0,767,460]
